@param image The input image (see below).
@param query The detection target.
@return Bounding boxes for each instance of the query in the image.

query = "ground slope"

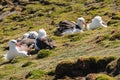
[0,0,120,80]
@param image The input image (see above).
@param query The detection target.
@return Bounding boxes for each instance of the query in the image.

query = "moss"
[55,56,116,79]
[37,49,52,59]
[26,70,45,79]
[55,60,74,78]
[0,0,120,80]
[96,74,115,80]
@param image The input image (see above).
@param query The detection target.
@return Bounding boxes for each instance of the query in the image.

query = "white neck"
[9,44,18,51]
[77,21,84,29]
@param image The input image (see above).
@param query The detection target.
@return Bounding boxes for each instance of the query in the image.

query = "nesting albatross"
[75,17,86,32]
[55,17,86,35]
[4,40,30,62]
[87,16,107,30]
[17,31,38,49]
[62,17,86,34]
[17,31,38,42]
[35,29,56,51]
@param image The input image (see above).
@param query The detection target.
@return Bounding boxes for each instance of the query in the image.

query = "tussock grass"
[55,56,116,79]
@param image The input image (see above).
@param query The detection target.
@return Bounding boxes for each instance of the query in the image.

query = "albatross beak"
[16,43,21,47]
[82,22,87,26]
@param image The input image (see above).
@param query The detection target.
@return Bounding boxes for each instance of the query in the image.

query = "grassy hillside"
[0,0,120,80]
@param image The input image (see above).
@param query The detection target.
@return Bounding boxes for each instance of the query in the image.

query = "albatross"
[35,29,56,50]
[62,17,86,35]
[75,17,86,32]
[28,31,38,39]
[17,31,38,42]
[35,29,47,50]
[4,40,29,62]
[87,16,107,30]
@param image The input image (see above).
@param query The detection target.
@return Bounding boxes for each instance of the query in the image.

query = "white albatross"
[4,40,29,61]
[35,29,47,50]
[22,33,29,39]
[62,17,86,35]
[87,16,107,30]
[75,17,86,32]
[37,29,47,39]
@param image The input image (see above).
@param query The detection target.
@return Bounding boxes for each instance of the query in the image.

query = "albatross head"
[28,31,38,39]
[92,16,102,23]
[38,29,47,38]
[9,40,21,48]
[92,16,107,27]
[77,17,86,29]
[22,33,29,39]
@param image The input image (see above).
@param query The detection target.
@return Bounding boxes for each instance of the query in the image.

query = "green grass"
[26,69,46,79]
[37,49,52,59]
[0,0,120,80]
[96,74,115,80]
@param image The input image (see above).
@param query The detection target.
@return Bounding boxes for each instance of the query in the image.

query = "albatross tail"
[3,54,7,60]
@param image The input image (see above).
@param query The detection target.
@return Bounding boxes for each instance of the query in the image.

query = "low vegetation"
[55,56,116,79]
[0,0,120,80]
[21,61,33,67]
[25,69,46,79]
[37,49,52,59]
[95,74,115,80]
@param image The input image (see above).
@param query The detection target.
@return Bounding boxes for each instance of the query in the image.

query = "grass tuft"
[26,69,45,79]
[96,74,115,80]
[37,49,52,59]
